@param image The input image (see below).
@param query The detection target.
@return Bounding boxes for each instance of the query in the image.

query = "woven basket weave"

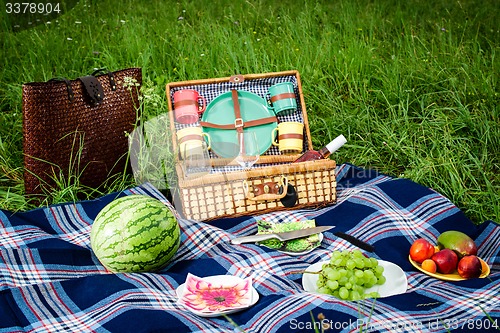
[22,68,142,197]
[176,159,336,221]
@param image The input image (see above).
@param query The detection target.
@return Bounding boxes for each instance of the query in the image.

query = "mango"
[437,230,477,258]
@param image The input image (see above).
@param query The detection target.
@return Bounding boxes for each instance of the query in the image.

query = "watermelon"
[90,195,181,273]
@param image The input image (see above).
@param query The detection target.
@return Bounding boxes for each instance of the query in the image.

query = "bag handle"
[48,68,114,103]
[48,77,74,101]
[92,68,117,91]
[49,76,104,104]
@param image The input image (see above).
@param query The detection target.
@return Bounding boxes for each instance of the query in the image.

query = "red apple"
[457,255,482,279]
[410,239,435,264]
[431,249,458,274]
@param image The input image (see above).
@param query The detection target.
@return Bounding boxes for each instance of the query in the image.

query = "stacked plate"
[201,91,277,158]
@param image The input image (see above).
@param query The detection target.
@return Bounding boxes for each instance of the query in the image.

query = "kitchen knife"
[230,226,334,245]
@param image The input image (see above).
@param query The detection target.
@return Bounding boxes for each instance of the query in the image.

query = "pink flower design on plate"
[179,273,253,313]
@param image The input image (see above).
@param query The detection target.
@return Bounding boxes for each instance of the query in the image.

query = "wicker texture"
[22,68,142,196]
[178,159,336,221]
[166,71,338,221]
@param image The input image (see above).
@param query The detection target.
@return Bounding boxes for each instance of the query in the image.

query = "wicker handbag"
[22,68,142,197]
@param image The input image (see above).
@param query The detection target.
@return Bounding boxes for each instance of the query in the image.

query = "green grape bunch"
[315,250,385,301]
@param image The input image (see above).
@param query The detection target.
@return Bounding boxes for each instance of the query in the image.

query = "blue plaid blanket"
[1,164,499,332]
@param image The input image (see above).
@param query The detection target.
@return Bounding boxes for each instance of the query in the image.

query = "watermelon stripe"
[90,195,180,273]
[104,238,180,271]
[101,198,157,223]
[94,212,177,251]
[93,197,159,236]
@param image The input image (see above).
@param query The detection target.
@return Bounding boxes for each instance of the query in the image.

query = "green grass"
[0,0,498,223]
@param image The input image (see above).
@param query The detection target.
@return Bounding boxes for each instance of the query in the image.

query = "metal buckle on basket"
[234,118,244,128]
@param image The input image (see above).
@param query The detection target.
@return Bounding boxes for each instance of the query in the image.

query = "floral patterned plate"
[176,274,259,317]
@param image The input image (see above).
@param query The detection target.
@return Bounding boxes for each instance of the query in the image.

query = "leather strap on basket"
[200,117,277,129]
[174,99,199,109]
[231,89,245,152]
[199,89,277,130]
[243,176,288,201]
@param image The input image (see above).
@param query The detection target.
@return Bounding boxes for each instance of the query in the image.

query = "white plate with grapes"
[302,251,408,300]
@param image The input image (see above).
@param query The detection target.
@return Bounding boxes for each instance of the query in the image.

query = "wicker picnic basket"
[166,71,337,221]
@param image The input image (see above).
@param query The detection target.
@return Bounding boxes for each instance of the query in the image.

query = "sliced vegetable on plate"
[256,219,322,255]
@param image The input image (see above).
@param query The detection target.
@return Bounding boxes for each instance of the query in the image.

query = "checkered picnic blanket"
[1,164,499,332]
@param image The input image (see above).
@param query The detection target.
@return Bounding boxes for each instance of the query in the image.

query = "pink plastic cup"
[173,89,207,124]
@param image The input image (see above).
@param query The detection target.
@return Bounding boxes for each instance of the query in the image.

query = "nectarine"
[410,239,435,264]
[432,249,458,274]
[457,255,482,278]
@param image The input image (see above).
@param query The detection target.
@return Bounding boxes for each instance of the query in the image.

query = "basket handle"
[243,176,288,201]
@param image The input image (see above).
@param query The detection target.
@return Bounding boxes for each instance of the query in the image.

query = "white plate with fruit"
[302,250,408,300]
[409,230,490,281]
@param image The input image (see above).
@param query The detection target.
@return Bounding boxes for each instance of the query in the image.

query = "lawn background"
[0,0,498,224]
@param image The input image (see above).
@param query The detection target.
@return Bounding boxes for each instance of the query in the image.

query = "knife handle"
[334,232,375,252]
[230,234,277,245]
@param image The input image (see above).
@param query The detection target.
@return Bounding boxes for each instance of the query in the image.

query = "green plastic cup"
[268,82,297,116]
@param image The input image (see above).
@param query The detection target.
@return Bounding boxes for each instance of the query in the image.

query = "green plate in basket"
[201,91,277,158]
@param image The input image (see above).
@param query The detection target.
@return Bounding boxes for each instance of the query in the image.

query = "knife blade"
[230,226,334,245]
